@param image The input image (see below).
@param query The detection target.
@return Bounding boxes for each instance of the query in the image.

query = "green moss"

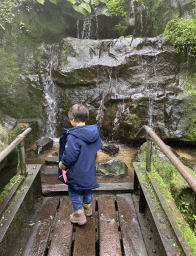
[0,175,23,205]
[149,169,196,253]
[182,94,196,142]
[0,124,9,151]
[176,219,196,254]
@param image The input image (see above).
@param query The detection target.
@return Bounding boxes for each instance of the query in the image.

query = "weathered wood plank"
[116,194,148,256]
[0,176,24,216]
[42,183,133,195]
[73,200,96,256]
[22,197,59,256]
[48,197,74,256]
[98,195,122,256]
[133,162,185,256]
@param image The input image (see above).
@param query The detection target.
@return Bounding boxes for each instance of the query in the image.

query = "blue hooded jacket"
[58,124,102,190]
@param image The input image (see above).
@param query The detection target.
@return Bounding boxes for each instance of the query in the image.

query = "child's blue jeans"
[68,186,92,211]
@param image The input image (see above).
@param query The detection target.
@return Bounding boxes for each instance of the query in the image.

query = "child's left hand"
[59,161,67,170]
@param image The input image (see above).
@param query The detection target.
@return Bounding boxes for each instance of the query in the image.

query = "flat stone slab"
[45,156,59,165]
[41,166,58,176]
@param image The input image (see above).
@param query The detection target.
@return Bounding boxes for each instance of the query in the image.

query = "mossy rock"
[96,159,128,177]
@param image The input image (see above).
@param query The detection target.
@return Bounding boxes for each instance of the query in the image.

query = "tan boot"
[83,203,92,216]
[70,208,87,225]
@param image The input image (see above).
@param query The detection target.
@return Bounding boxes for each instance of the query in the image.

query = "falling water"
[96,91,106,127]
[112,102,126,139]
[148,96,154,128]
[42,44,58,138]
[82,17,92,39]
[77,7,99,39]
[77,20,79,39]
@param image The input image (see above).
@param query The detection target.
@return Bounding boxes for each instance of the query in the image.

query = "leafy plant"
[0,0,19,30]
[164,18,196,57]
[34,0,106,15]
[106,0,129,34]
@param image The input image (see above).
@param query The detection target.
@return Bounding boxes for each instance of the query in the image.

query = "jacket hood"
[63,124,100,143]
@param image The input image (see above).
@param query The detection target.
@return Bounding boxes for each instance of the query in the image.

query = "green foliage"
[33,0,107,16]
[183,94,196,142]
[106,0,129,34]
[176,190,196,234]
[164,18,196,56]
[138,0,176,36]
[0,124,9,151]
[0,0,18,30]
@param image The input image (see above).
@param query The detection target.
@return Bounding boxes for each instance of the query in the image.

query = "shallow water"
[26,141,196,184]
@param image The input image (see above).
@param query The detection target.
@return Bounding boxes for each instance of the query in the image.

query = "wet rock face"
[50,37,185,141]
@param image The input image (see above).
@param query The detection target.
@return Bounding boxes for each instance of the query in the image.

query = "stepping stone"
[41,166,58,176]
[45,156,59,165]
[35,137,53,155]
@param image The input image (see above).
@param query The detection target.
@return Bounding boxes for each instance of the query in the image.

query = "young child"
[59,104,102,225]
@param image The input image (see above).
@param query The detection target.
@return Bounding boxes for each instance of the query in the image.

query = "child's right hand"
[59,161,67,170]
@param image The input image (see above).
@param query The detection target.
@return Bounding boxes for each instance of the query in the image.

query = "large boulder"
[49,37,187,141]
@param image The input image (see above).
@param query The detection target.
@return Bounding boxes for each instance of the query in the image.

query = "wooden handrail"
[0,127,32,175]
[136,125,196,193]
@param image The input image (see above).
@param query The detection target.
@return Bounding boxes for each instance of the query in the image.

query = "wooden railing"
[136,125,196,193]
[0,127,32,176]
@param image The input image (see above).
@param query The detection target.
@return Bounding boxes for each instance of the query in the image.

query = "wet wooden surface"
[42,182,133,195]
[116,194,148,256]
[98,195,122,256]
[73,200,96,256]
[48,197,73,256]
[23,194,147,256]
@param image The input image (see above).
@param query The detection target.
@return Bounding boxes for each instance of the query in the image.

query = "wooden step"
[42,182,133,195]
[133,162,193,256]
[20,194,149,256]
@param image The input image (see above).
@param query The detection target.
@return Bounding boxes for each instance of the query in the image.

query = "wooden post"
[146,134,152,172]
[133,170,139,194]
[139,187,146,213]
[19,141,26,176]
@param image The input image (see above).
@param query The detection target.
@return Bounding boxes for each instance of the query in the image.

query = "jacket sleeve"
[61,135,80,168]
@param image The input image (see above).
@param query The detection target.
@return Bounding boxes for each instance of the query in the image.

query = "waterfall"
[112,102,126,140]
[82,17,92,39]
[77,7,99,39]
[148,96,154,128]
[96,91,106,127]
[42,44,58,138]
